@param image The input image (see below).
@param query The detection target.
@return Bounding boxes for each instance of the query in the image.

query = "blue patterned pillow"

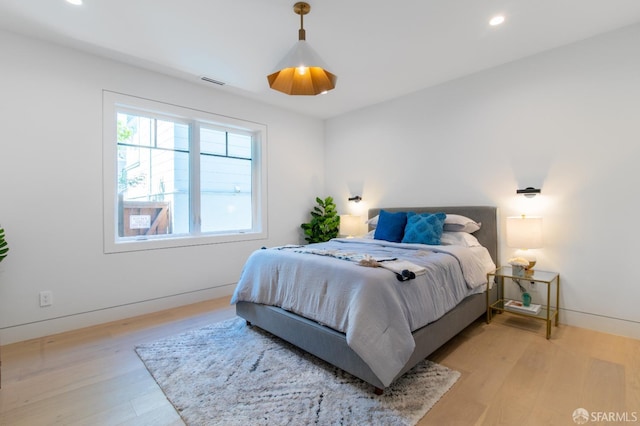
[401,212,446,245]
[373,210,407,243]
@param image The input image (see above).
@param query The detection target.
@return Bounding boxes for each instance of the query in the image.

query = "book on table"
[504,299,542,315]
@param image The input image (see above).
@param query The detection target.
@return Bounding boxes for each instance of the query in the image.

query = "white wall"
[3,23,639,344]
[0,30,325,344]
[326,24,640,339]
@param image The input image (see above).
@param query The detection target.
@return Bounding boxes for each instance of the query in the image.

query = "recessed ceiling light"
[66,0,83,5]
[489,15,505,26]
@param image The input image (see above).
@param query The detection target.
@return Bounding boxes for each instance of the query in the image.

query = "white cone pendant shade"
[267,2,337,96]
[268,41,337,95]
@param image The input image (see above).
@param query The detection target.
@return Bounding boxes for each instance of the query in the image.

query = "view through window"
[103,91,267,252]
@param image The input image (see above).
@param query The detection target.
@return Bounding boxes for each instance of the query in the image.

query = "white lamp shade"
[272,40,330,72]
[339,214,361,237]
[506,216,543,249]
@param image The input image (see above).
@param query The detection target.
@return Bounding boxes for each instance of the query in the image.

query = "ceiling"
[2,0,640,119]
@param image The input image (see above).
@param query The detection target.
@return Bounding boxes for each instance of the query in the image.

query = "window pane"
[201,127,226,155]
[118,113,153,147]
[117,114,191,238]
[157,119,189,151]
[228,133,252,159]
[200,155,252,232]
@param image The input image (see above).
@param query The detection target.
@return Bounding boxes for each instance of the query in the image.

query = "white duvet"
[231,238,495,387]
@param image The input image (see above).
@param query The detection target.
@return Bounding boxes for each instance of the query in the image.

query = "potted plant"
[0,226,8,263]
[300,196,340,243]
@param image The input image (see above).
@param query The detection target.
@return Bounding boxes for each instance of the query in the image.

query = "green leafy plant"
[301,196,340,243]
[0,226,8,263]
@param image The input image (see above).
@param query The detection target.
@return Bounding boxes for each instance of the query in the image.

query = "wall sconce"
[507,215,543,270]
[516,187,541,198]
[348,195,362,203]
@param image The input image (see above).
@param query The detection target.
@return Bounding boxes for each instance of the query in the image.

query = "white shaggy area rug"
[135,317,459,426]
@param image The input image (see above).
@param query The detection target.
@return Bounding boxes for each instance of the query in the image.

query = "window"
[103,91,267,253]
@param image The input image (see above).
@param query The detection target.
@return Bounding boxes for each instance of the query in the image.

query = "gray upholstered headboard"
[368,206,498,266]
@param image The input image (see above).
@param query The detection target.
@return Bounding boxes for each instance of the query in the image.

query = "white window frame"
[103,90,268,253]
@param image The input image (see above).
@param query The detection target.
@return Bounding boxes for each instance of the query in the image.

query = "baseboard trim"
[0,284,235,344]
[4,293,638,345]
[560,308,640,340]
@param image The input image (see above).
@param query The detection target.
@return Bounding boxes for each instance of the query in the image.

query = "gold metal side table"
[487,266,560,339]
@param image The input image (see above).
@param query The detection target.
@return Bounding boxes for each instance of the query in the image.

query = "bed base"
[236,286,496,393]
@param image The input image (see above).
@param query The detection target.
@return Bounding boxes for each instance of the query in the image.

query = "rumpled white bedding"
[231,238,495,387]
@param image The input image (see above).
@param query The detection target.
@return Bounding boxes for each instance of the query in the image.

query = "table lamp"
[339,214,361,238]
[506,215,543,272]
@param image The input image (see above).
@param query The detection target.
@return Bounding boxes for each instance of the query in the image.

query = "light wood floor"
[1,297,638,425]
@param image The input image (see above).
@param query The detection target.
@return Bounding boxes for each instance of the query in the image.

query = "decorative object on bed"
[369,213,482,234]
[300,196,340,243]
[234,206,498,393]
[401,212,446,245]
[506,214,543,272]
[373,209,407,242]
[0,226,8,263]
[136,317,460,426]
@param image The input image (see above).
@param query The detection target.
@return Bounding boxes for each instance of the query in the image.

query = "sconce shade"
[339,214,361,237]
[507,216,543,249]
[267,2,337,96]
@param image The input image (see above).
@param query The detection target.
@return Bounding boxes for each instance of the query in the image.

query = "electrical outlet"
[39,291,53,307]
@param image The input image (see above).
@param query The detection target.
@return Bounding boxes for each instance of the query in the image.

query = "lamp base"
[524,260,536,276]
[514,249,537,274]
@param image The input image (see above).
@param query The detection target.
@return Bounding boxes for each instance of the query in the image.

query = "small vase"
[522,292,532,307]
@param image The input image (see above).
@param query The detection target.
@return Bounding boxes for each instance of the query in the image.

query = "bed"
[233,206,498,393]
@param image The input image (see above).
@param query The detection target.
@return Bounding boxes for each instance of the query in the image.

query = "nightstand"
[486,266,560,339]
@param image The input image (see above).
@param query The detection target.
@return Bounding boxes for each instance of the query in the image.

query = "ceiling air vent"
[200,76,226,86]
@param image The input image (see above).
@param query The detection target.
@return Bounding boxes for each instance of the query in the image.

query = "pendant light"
[267,2,337,96]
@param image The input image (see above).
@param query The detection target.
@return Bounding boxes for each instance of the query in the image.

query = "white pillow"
[444,214,481,233]
[366,215,379,227]
[440,231,482,247]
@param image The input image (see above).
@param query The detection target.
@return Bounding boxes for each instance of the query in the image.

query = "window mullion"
[190,122,202,234]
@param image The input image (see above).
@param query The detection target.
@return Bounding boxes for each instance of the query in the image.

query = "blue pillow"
[373,210,407,243]
[401,212,446,245]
